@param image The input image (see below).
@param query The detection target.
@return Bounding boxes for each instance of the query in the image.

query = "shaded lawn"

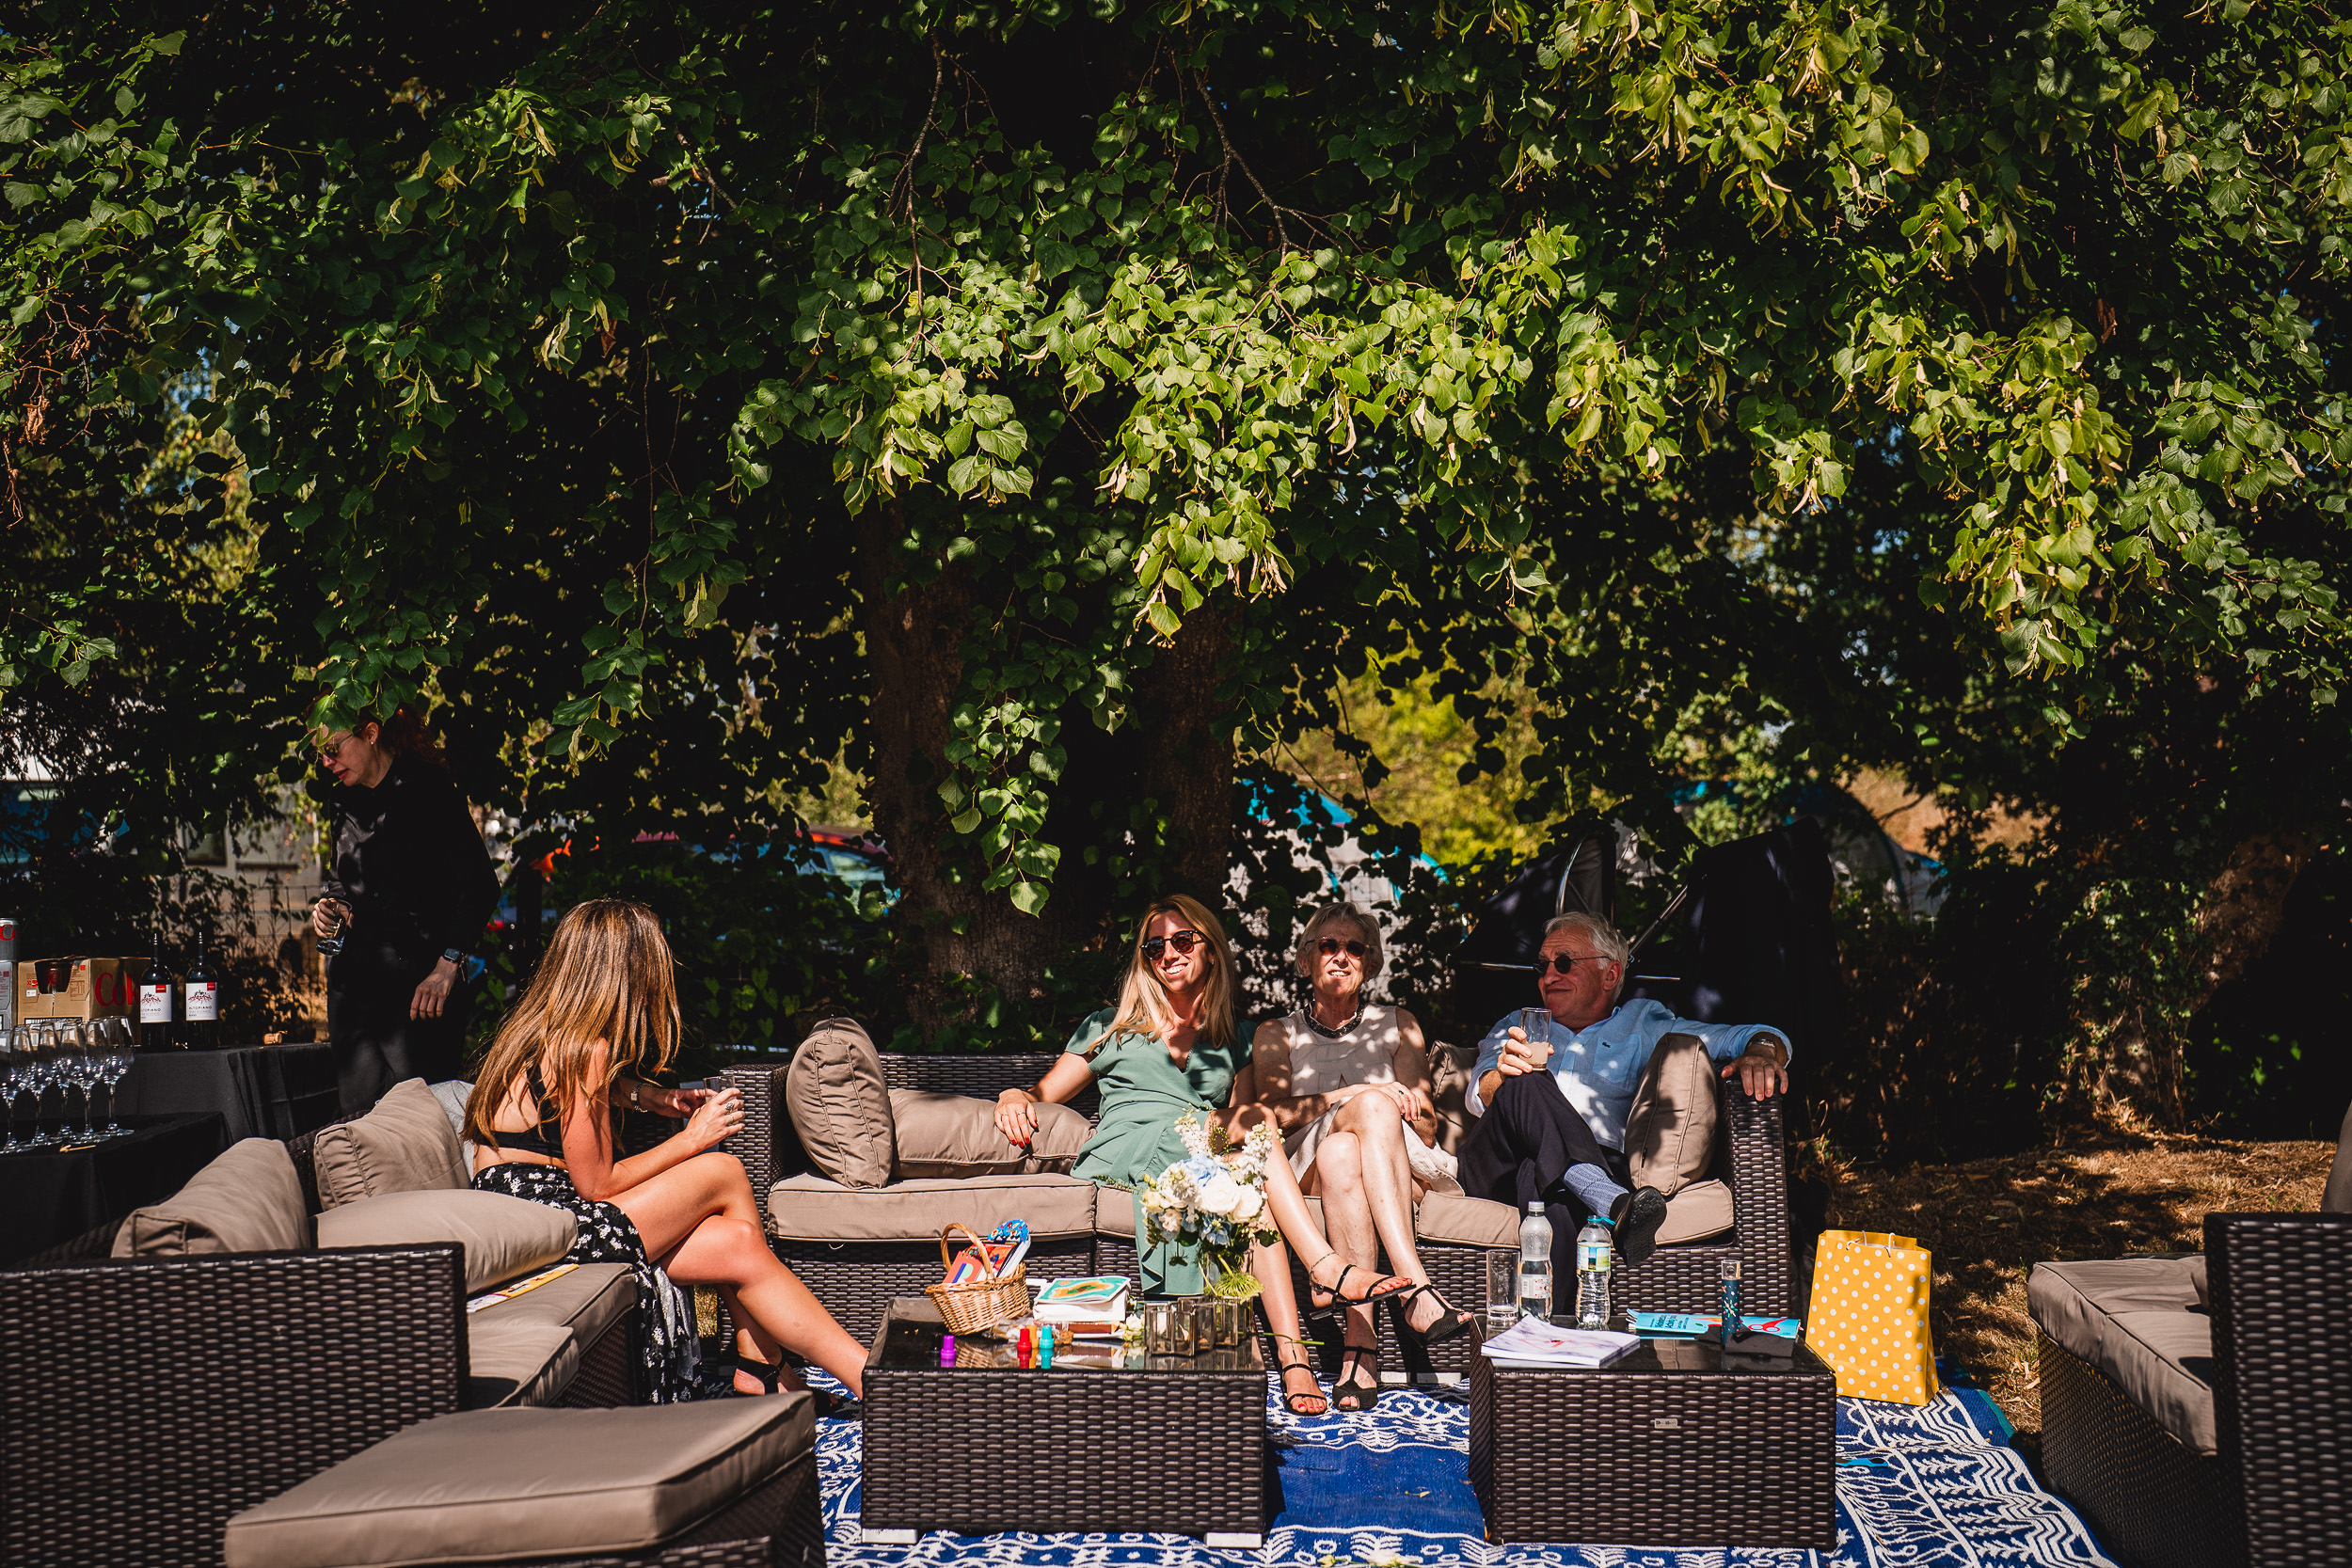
[1821,1132,2336,1462]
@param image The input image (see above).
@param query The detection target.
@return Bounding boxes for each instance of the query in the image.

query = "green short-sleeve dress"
[1064,1006,1248,1298]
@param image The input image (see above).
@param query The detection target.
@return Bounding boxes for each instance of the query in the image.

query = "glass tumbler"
[1486,1249,1520,1333]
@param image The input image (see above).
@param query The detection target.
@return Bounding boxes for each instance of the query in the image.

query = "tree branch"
[1192,71,1290,260]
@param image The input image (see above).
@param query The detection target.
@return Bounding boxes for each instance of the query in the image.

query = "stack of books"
[1031,1275,1130,1337]
[1477,1317,1643,1369]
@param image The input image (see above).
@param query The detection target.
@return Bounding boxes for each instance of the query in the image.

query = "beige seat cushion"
[1624,1034,1720,1197]
[769,1171,1100,1243]
[313,1078,470,1207]
[784,1018,894,1188]
[1411,1193,1518,1248]
[222,1397,816,1568]
[888,1089,1091,1179]
[462,1317,580,1410]
[470,1261,636,1353]
[1656,1178,1735,1244]
[2030,1258,2215,1454]
[317,1188,577,1293]
[113,1138,310,1257]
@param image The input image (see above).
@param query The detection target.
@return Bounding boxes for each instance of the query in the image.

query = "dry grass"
[1820,1132,2336,1459]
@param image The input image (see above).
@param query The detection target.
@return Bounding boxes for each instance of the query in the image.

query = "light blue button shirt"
[1464,999,1789,1151]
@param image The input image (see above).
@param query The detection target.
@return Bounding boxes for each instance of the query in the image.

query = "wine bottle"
[138,934,175,1051]
[183,934,219,1051]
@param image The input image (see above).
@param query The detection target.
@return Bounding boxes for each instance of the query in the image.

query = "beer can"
[0,917,14,1034]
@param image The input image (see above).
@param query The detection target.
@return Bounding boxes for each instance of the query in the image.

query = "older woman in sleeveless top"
[1247,902,1474,1409]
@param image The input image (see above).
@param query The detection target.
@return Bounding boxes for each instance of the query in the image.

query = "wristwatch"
[626,1081,644,1110]
[441,947,467,966]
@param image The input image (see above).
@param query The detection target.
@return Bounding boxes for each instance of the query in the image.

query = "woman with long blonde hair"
[993,894,1409,1418]
[468,898,865,1406]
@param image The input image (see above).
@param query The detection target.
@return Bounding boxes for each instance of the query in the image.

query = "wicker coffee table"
[861,1307,1269,1546]
[1470,1320,1836,1549]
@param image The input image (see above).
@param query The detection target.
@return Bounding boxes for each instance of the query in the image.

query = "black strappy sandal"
[1273,1341,1329,1418]
[1306,1253,1413,1312]
[731,1354,864,1419]
[729,1353,787,1395]
[1393,1283,1477,1349]
[1331,1343,1382,1412]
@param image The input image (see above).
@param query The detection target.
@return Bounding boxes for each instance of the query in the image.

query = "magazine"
[1032,1275,1131,1323]
[1477,1317,1642,1369]
[1629,1312,1804,1338]
[466,1261,580,1314]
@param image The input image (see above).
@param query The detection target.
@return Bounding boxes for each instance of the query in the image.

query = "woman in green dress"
[993,893,1410,1417]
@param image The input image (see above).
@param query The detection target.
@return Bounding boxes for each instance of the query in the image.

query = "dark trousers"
[327,945,469,1115]
[1458,1070,1630,1243]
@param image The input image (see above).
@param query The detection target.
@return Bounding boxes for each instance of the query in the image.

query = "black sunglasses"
[1537,952,1609,976]
[1141,930,1204,960]
[1316,938,1370,958]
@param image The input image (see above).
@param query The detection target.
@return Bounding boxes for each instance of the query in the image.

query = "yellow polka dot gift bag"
[1804,1228,1940,1405]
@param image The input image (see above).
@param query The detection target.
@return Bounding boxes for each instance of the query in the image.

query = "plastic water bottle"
[1517,1201,1553,1321]
[1575,1215,1613,1329]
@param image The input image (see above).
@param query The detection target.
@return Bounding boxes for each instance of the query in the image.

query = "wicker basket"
[923,1223,1030,1334]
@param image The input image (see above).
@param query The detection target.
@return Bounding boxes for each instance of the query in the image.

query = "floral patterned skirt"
[471,1161,702,1403]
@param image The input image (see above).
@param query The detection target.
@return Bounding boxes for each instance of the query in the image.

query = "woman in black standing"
[310,710,501,1113]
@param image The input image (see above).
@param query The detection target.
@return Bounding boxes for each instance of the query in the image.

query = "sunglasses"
[1141,930,1204,960]
[1536,952,1609,976]
[1316,938,1370,959]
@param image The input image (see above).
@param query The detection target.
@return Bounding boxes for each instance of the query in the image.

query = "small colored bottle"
[1720,1257,1742,1348]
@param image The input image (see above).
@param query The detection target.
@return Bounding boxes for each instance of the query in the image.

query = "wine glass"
[20,1022,60,1147]
[58,1021,97,1138]
[98,1018,135,1134]
[0,1024,30,1151]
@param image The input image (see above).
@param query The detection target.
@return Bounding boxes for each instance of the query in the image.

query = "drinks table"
[0,1114,230,1263]
[1470,1318,1836,1549]
[861,1304,1268,1547]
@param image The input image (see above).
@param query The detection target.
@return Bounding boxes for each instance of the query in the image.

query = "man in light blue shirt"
[1458,911,1790,1265]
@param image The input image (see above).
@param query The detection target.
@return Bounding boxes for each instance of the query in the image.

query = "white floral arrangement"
[1136,1113,1283,1298]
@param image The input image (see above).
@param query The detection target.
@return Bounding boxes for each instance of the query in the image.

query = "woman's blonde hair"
[1294,900,1386,981]
[1104,893,1236,1049]
[464,898,680,1148]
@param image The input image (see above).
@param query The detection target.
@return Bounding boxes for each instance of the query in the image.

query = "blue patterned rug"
[809,1374,2119,1566]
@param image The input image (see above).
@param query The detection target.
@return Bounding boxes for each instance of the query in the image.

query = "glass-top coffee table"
[1470,1318,1837,1548]
[861,1304,1269,1546]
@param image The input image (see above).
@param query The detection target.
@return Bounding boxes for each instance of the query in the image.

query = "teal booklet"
[1629,1312,1803,1338]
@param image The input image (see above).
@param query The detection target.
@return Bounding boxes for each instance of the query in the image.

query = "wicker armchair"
[2036,1212,2351,1568]
[722,1047,1788,1376]
[0,1122,641,1567]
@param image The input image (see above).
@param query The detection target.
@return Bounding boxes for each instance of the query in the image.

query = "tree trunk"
[1133,597,1240,907]
[856,502,1093,1032]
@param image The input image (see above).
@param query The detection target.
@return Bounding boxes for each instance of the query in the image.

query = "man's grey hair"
[1543,911,1630,1003]
[1295,901,1386,981]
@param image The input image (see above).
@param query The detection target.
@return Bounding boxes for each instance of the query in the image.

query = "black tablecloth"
[0,1114,230,1264]
[113,1043,339,1142]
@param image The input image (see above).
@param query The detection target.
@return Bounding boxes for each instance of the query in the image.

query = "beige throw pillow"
[318,1188,578,1293]
[888,1089,1090,1178]
[114,1137,310,1257]
[312,1077,470,1208]
[784,1017,895,1187]
[1624,1034,1721,1197]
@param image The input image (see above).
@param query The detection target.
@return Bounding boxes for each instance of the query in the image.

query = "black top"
[484,1066,566,1159]
[319,752,501,961]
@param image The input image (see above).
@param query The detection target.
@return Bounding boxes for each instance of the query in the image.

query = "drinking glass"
[62,1021,100,1137]
[26,1022,66,1146]
[315,898,351,959]
[1486,1249,1519,1333]
[1518,1006,1551,1061]
[0,1024,29,1151]
[101,1017,135,1133]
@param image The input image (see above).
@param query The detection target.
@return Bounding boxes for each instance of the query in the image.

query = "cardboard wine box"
[18,957,143,1021]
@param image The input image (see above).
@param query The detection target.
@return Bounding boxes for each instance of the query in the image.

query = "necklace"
[1300,998,1364,1038]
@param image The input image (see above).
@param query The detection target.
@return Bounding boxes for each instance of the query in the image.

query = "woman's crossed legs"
[612,1150,866,1398]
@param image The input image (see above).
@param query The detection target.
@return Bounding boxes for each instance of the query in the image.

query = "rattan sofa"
[2032,1212,2350,1568]
[0,1120,643,1567]
[720,1047,1788,1375]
